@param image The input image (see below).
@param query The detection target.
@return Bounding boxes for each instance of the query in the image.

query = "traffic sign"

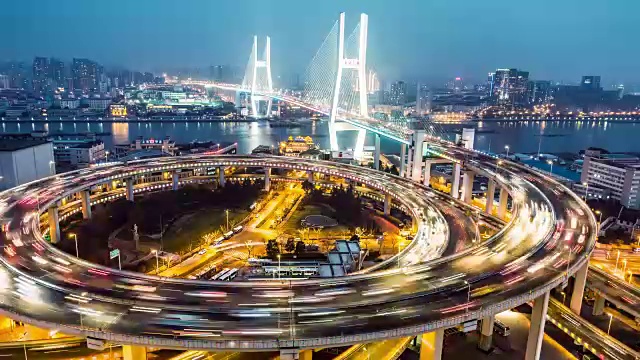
[109,249,120,259]
[86,337,106,350]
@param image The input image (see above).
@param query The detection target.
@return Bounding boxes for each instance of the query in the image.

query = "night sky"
[1,0,635,84]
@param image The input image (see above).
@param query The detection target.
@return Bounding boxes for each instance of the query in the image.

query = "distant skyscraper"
[210,65,225,82]
[72,58,101,92]
[49,58,65,88]
[453,77,463,93]
[0,75,8,89]
[367,70,380,94]
[32,57,50,93]
[389,81,407,105]
[527,80,552,104]
[489,68,530,106]
[581,76,601,90]
[416,83,432,115]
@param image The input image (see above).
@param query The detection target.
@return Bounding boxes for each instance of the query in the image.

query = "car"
[198,249,207,255]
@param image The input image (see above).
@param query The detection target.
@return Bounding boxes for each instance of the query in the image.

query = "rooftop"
[0,138,50,152]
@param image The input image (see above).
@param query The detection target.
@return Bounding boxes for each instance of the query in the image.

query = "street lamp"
[504,145,510,158]
[277,254,281,280]
[69,233,78,257]
[623,259,628,275]
[615,250,621,272]
[225,209,229,232]
[547,160,554,175]
[153,249,159,275]
[607,313,613,335]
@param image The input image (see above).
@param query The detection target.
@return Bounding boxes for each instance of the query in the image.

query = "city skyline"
[1,0,637,85]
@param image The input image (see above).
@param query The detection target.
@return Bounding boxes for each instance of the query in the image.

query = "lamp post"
[547,160,554,175]
[225,209,229,232]
[607,313,613,335]
[595,210,602,234]
[69,233,78,257]
[615,250,621,272]
[153,249,159,275]
[277,254,281,280]
[504,145,510,158]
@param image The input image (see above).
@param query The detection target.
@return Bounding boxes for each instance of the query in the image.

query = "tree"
[295,241,306,255]
[244,241,255,259]
[301,180,314,193]
[266,239,280,258]
[285,238,295,252]
[349,234,360,242]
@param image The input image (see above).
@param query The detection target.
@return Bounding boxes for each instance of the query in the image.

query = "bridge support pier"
[307,170,314,183]
[122,345,147,360]
[525,291,550,360]
[125,178,134,202]
[411,131,426,183]
[497,187,508,219]
[172,172,179,191]
[451,163,461,199]
[478,316,494,352]
[384,193,391,215]
[593,294,605,316]
[423,160,432,186]
[570,263,588,315]
[374,134,380,170]
[419,328,444,360]
[48,205,60,244]
[279,348,312,360]
[219,166,226,187]
[485,179,496,214]
[462,170,475,204]
[400,143,407,177]
[80,190,92,220]
[265,167,271,191]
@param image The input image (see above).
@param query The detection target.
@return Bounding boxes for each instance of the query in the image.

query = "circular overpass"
[0,153,596,351]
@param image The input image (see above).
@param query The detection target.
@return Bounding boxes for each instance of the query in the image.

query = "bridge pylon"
[242,36,273,118]
[329,12,368,159]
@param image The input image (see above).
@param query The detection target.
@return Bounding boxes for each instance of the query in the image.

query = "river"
[1,119,639,155]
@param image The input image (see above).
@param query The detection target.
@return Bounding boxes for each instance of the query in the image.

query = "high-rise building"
[32,57,50,93]
[581,152,640,209]
[581,76,601,90]
[527,80,552,104]
[416,83,432,115]
[367,70,380,94]
[72,58,101,92]
[210,65,223,82]
[453,77,463,93]
[8,62,27,89]
[489,68,530,106]
[0,75,8,89]
[389,81,407,106]
[49,58,65,87]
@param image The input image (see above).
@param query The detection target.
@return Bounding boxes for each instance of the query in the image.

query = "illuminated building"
[279,136,317,157]
[32,57,50,93]
[389,81,407,106]
[110,104,127,117]
[367,70,380,94]
[416,83,431,115]
[581,151,640,209]
[53,139,105,169]
[72,58,102,92]
[488,68,529,106]
[115,136,177,157]
[527,80,552,104]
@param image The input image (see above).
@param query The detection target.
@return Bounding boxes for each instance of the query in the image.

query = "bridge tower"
[329,13,369,159]
[243,36,273,118]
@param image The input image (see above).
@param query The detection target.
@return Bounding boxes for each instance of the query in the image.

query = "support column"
[570,263,588,315]
[593,294,605,316]
[411,131,426,183]
[384,193,391,215]
[462,170,475,204]
[374,134,381,170]
[80,190,91,220]
[122,345,147,360]
[497,187,508,219]
[407,146,414,179]
[451,163,461,199]
[265,167,271,191]
[300,349,312,360]
[400,143,407,177]
[125,178,134,202]
[485,179,496,215]
[478,316,494,352]
[525,292,550,360]
[307,170,314,183]
[48,205,60,244]
[172,172,179,191]
[219,166,226,187]
[423,160,432,186]
[280,348,300,360]
[419,328,444,360]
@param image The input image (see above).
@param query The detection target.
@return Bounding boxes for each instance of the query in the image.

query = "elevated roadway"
[0,153,596,355]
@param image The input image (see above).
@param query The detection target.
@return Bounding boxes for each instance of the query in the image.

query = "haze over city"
[2,0,637,85]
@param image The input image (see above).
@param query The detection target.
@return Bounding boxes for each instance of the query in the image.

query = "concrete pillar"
[374,134,381,170]
[24,324,49,340]
[485,179,496,215]
[122,345,147,360]
[80,190,91,220]
[125,178,134,202]
[419,328,444,360]
[48,205,60,244]
[407,146,414,179]
[172,172,179,191]
[265,167,271,191]
[570,263,588,315]
[423,160,432,186]
[462,170,475,204]
[497,187,508,219]
[280,348,301,360]
[300,350,312,360]
[105,181,113,192]
[451,163,461,199]
[525,291,550,360]
[593,294,605,316]
[400,143,407,177]
[384,194,391,215]
[478,316,494,352]
[307,170,314,183]
[219,166,226,187]
[412,131,426,183]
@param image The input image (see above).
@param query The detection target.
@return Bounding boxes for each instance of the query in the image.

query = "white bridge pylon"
[242,36,273,118]
[329,12,369,159]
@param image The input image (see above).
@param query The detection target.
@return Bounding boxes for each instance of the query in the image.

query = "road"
[0,153,596,350]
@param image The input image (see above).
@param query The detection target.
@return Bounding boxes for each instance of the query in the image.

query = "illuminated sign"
[110,105,127,117]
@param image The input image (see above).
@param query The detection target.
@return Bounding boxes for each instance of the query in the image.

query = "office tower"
[32,57,50,93]
[581,76,601,90]
[72,58,101,92]
[416,83,432,115]
[389,80,407,106]
[528,80,552,104]
[489,68,530,106]
[49,58,65,87]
